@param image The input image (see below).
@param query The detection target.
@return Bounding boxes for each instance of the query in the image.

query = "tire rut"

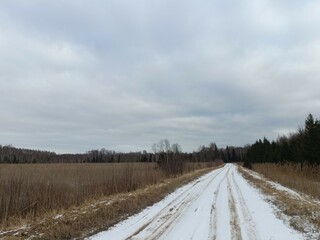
[227,173,242,240]
[209,165,231,240]
[230,168,260,240]
[126,167,226,240]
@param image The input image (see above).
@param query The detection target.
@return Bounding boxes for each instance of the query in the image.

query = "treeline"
[0,146,58,164]
[245,114,320,167]
[0,146,155,164]
[0,140,246,164]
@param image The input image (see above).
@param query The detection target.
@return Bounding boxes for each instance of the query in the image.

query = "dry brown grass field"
[0,162,213,229]
[252,163,320,200]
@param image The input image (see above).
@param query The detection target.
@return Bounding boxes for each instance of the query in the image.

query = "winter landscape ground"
[89,164,318,240]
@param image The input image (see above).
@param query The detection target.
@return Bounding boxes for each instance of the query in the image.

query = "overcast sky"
[1,0,320,153]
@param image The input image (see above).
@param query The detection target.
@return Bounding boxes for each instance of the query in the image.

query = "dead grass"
[238,166,320,238]
[0,164,223,239]
[252,163,320,200]
[0,163,166,226]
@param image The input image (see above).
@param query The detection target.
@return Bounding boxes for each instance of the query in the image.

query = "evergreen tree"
[303,114,319,165]
[245,114,320,167]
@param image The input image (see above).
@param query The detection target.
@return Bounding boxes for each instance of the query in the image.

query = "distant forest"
[2,114,318,166]
[245,114,320,167]
[0,140,245,164]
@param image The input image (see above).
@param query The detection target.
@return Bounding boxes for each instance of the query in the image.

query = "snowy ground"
[89,164,304,240]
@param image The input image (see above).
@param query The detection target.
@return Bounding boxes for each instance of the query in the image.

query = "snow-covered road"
[89,164,303,240]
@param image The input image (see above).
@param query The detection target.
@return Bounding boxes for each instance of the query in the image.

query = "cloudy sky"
[1,0,320,153]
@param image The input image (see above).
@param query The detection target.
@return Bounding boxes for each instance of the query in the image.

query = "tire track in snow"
[209,165,231,240]
[123,171,217,239]
[125,167,226,240]
[146,167,227,240]
[227,174,242,240]
[229,167,260,240]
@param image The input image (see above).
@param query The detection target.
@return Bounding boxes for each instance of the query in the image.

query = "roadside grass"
[238,165,320,238]
[0,161,222,238]
[251,163,320,200]
[0,163,163,226]
[0,164,223,239]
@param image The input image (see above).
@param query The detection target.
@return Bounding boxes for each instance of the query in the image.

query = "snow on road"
[89,164,303,240]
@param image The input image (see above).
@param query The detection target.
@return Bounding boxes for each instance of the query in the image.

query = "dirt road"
[90,164,303,240]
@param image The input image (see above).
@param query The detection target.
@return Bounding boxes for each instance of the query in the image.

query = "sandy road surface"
[90,164,303,240]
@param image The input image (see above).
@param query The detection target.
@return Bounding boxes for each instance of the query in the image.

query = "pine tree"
[313,119,320,165]
[303,114,319,165]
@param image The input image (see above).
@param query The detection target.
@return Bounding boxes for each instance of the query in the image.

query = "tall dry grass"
[0,163,165,225]
[0,162,211,227]
[252,163,320,200]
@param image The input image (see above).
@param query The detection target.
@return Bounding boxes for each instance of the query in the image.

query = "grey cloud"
[1,0,320,153]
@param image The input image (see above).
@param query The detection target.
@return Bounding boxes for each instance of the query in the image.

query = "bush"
[157,153,186,176]
[243,159,252,169]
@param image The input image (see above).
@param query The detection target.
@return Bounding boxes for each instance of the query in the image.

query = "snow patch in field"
[0,225,29,236]
[53,214,63,220]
